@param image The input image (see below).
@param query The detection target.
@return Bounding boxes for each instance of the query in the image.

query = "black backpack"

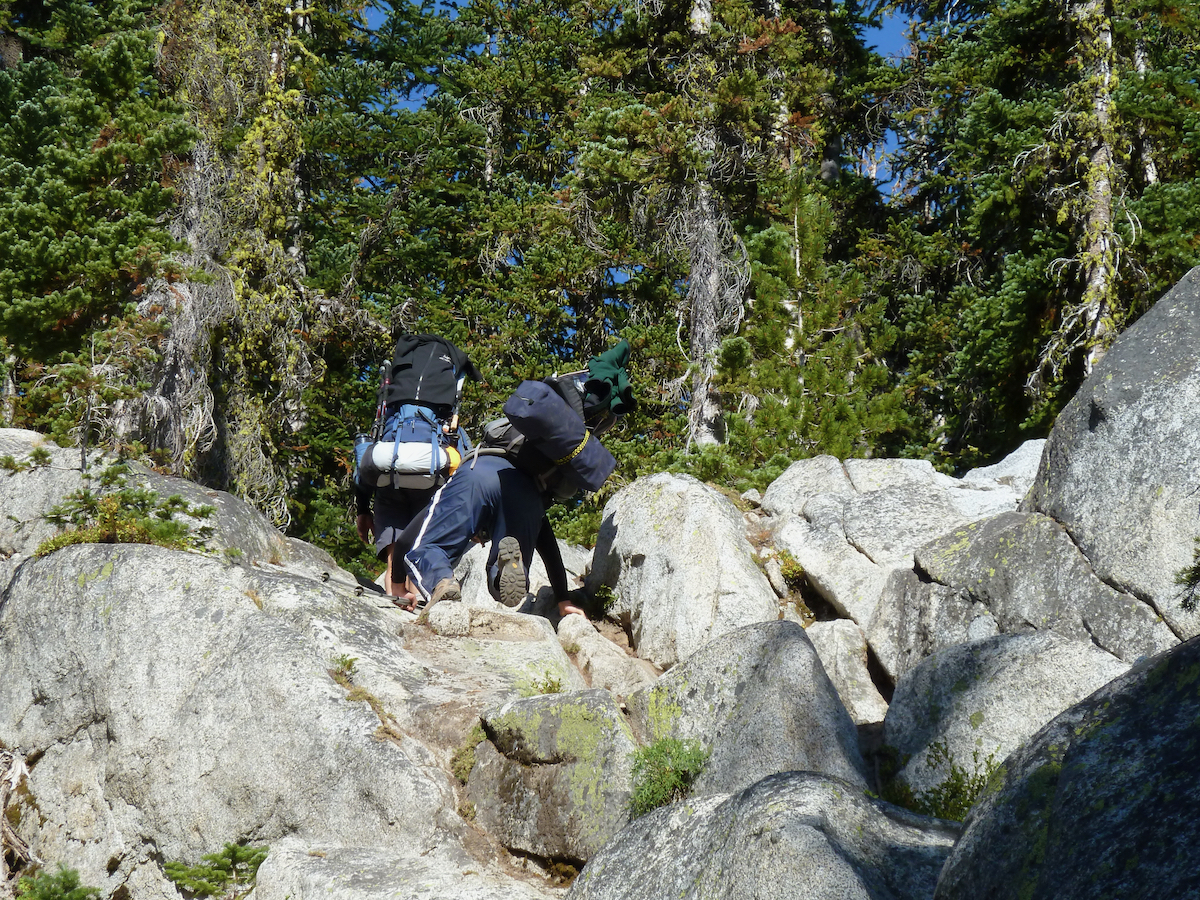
[354,334,481,490]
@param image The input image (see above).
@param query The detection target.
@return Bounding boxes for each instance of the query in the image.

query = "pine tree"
[883,0,1200,466]
[0,0,194,450]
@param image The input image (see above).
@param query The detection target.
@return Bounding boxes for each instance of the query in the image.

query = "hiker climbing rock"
[396,340,636,620]
[352,333,481,597]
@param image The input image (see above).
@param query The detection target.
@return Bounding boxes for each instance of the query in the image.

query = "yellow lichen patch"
[643,684,684,742]
[77,560,115,589]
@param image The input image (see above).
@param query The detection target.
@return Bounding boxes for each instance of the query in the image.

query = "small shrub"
[451,723,486,784]
[877,741,998,822]
[525,669,563,696]
[777,550,805,590]
[163,843,267,900]
[36,463,214,557]
[1,454,28,474]
[1176,537,1200,611]
[547,861,579,885]
[329,654,358,686]
[593,584,617,616]
[628,737,709,818]
[15,867,100,900]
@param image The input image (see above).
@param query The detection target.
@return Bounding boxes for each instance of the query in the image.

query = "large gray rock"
[867,569,999,683]
[567,772,961,900]
[806,620,890,725]
[935,635,1200,900]
[844,457,1023,522]
[394,603,588,750]
[0,431,90,593]
[1025,266,1200,637]
[962,439,1044,498]
[0,524,592,899]
[555,614,657,699]
[586,473,778,669]
[884,631,1129,796]
[916,511,1177,663]
[254,839,559,900]
[625,621,870,794]
[762,449,1032,630]
[773,513,888,625]
[466,690,636,863]
[0,545,458,897]
[0,428,348,596]
[760,454,854,516]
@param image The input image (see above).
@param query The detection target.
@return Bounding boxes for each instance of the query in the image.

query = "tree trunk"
[1134,39,1160,186]
[679,0,750,448]
[1073,0,1119,374]
[683,178,749,447]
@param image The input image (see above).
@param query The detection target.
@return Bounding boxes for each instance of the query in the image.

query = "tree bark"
[1073,0,1119,374]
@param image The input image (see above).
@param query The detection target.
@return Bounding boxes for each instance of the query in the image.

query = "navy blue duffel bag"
[502,380,616,493]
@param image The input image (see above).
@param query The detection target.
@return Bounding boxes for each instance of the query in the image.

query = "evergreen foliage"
[881,0,1200,466]
[0,0,195,449]
[1176,538,1200,612]
[163,843,268,900]
[878,741,999,822]
[0,0,1196,572]
[14,866,100,900]
[35,462,214,556]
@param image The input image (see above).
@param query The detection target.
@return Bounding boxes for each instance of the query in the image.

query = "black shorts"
[372,486,437,559]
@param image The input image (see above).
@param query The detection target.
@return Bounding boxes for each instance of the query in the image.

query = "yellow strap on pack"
[553,431,590,466]
[446,445,462,476]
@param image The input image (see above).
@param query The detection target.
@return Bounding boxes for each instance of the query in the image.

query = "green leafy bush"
[629,738,710,818]
[15,867,100,900]
[36,463,214,556]
[163,843,268,900]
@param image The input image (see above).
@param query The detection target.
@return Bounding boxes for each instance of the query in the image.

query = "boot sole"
[497,536,526,608]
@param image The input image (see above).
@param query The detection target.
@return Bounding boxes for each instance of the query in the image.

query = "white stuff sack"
[357,440,455,489]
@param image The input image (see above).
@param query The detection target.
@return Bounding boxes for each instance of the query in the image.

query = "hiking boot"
[416,576,461,612]
[496,536,527,608]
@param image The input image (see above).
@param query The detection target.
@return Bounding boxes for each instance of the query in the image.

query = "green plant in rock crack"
[451,723,487,785]
[876,741,999,822]
[1176,537,1200,612]
[14,866,100,900]
[328,654,358,686]
[628,737,710,818]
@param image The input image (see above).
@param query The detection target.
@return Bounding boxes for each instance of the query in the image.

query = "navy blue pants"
[400,455,544,603]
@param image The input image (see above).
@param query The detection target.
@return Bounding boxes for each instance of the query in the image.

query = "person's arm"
[353,482,374,543]
[536,516,569,601]
[536,516,585,617]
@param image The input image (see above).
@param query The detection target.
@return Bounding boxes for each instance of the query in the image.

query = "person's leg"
[485,464,547,606]
[402,457,508,606]
[373,486,435,597]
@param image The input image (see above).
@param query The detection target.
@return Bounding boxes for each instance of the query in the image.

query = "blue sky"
[867,8,913,63]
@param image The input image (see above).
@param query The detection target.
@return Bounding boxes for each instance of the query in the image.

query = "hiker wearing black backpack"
[394,340,635,621]
[352,333,481,597]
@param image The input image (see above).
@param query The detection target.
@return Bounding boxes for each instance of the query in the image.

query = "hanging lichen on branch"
[122,0,366,525]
